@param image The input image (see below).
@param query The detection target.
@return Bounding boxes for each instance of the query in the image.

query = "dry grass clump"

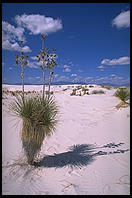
[9,95,58,165]
[101,85,111,90]
[91,90,105,94]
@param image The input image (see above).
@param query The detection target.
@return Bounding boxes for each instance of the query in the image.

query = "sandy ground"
[2,84,130,195]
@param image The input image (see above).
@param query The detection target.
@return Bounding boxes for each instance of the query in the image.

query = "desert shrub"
[82,87,88,91]
[89,85,94,88]
[63,88,68,91]
[82,87,89,95]
[9,95,58,165]
[3,90,9,95]
[101,85,111,90]
[10,91,16,96]
[76,85,82,90]
[79,91,82,96]
[92,90,105,94]
[114,88,130,103]
[70,89,76,96]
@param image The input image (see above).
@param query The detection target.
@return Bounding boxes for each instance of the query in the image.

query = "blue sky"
[2,3,130,85]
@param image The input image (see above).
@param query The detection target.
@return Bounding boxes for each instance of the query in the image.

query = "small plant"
[9,95,58,165]
[76,85,82,90]
[114,88,130,109]
[101,85,111,90]
[63,88,68,91]
[82,87,89,95]
[10,91,16,96]
[92,90,105,94]
[70,89,76,96]
[89,85,94,88]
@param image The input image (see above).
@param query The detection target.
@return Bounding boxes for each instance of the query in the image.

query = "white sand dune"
[2,84,130,195]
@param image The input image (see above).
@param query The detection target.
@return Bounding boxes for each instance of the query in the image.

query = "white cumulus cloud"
[2,21,31,52]
[15,14,63,35]
[101,56,130,66]
[112,10,130,28]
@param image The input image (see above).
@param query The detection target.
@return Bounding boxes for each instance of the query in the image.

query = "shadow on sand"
[33,143,129,169]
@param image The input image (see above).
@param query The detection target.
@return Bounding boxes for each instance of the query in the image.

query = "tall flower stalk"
[36,35,48,99]
[36,36,57,99]
[15,41,28,101]
[47,48,57,98]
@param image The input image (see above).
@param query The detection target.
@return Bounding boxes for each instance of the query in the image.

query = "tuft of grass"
[114,88,130,103]
[92,90,105,94]
[70,89,76,96]
[9,94,58,164]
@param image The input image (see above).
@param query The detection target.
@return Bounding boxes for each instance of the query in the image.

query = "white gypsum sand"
[2,84,130,195]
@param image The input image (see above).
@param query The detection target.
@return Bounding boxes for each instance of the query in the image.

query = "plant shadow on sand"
[33,143,129,169]
[3,142,129,180]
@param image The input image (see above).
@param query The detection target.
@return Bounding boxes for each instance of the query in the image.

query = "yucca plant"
[114,88,130,109]
[9,94,58,165]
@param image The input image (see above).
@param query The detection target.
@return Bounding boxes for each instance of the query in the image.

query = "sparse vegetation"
[63,88,68,91]
[79,91,82,96]
[76,85,82,90]
[114,88,130,109]
[101,85,111,90]
[92,90,105,94]
[70,89,77,96]
[82,87,89,95]
[89,85,94,88]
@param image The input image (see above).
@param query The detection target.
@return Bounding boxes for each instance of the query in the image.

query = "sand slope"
[2,84,130,195]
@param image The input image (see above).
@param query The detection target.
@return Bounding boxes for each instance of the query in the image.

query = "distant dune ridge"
[2,84,130,195]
